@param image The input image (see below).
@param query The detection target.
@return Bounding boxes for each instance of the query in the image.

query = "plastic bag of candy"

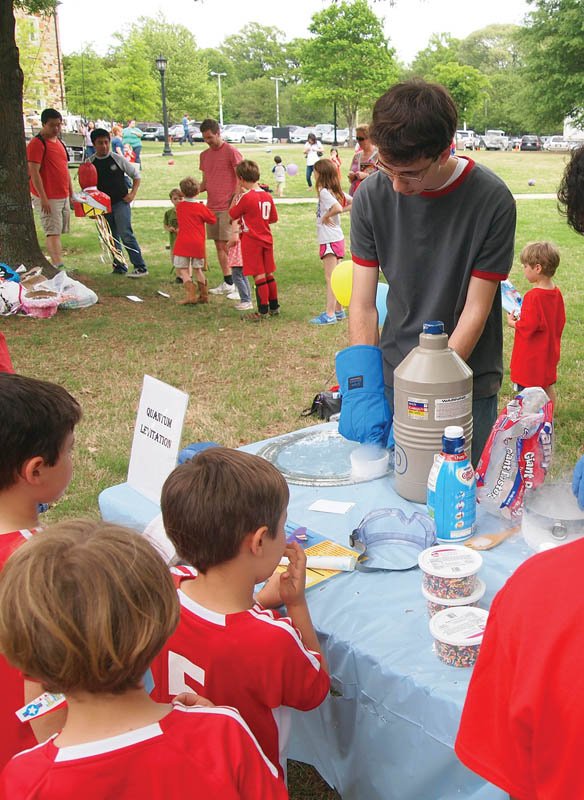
[476,387,553,521]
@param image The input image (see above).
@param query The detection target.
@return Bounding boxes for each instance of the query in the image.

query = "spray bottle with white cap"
[427,426,476,543]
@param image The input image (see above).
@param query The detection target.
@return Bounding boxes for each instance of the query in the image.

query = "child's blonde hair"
[0,520,179,695]
[179,176,200,197]
[314,158,345,206]
[520,242,560,277]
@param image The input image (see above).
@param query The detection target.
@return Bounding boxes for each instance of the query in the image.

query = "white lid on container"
[444,425,464,439]
[422,577,486,606]
[429,606,489,646]
[418,544,483,579]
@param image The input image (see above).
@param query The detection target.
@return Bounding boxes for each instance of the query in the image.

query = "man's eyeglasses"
[376,155,437,184]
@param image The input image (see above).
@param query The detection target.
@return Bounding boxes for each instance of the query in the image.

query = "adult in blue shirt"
[180,113,193,146]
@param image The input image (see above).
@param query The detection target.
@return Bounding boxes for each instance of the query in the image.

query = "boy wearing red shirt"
[151,448,330,778]
[0,520,287,800]
[173,176,216,306]
[0,373,81,769]
[507,241,566,407]
[229,160,281,321]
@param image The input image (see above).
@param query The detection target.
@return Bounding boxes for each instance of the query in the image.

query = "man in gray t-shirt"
[346,79,516,464]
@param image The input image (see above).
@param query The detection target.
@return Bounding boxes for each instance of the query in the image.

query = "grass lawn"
[3,148,583,799]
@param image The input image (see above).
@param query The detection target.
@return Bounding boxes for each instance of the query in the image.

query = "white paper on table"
[308,499,355,514]
[126,295,144,302]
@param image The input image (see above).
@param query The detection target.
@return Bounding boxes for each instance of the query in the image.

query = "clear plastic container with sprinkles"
[429,606,489,667]
[422,577,486,618]
[418,545,483,599]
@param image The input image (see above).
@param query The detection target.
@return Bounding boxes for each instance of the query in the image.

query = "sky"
[58,0,531,66]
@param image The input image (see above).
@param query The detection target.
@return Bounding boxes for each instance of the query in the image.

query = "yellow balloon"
[331,260,354,306]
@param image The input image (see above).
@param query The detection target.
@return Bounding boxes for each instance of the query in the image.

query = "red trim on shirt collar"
[420,157,475,198]
[471,269,507,281]
[352,255,379,268]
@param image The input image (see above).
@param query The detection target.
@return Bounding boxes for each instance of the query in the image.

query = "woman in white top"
[304,133,323,189]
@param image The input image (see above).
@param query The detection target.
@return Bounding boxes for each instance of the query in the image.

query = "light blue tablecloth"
[99,423,535,800]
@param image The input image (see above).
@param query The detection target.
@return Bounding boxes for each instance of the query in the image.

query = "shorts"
[241,237,276,277]
[206,210,232,241]
[32,196,70,236]
[319,240,345,260]
[173,255,205,270]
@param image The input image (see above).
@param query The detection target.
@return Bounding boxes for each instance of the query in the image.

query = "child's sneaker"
[235,301,253,311]
[269,308,280,317]
[226,290,241,300]
[242,311,268,322]
[335,310,347,320]
[209,281,233,295]
[310,312,336,325]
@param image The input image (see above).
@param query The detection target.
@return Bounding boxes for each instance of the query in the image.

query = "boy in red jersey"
[228,160,281,321]
[173,176,216,306]
[0,520,287,800]
[506,241,565,408]
[0,373,81,769]
[151,448,330,777]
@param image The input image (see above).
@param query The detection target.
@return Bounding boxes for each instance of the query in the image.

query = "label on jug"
[407,397,429,419]
[427,453,476,543]
[434,392,473,421]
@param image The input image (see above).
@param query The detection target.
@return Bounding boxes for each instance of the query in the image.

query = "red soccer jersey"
[229,187,278,245]
[150,567,330,776]
[0,704,288,800]
[26,137,70,199]
[0,531,37,771]
[456,537,584,798]
[173,200,216,259]
[510,286,566,388]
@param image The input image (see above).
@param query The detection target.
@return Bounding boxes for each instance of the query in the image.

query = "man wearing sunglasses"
[336,79,516,465]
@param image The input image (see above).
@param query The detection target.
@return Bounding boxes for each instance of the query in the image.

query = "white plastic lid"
[422,576,486,606]
[444,425,464,439]
[418,544,483,578]
[429,606,489,646]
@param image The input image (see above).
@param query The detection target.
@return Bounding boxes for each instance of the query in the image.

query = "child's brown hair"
[0,520,179,694]
[169,187,182,200]
[520,242,560,277]
[0,373,81,491]
[179,177,200,197]
[161,447,289,574]
[314,158,345,206]
[235,160,260,183]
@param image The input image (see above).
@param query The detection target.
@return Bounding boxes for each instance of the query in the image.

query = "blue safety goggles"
[350,508,436,570]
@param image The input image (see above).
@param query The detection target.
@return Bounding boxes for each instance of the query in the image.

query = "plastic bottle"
[393,321,473,503]
[427,426,476,543]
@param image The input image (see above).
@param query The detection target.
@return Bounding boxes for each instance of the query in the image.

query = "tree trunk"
[0,1,55,273]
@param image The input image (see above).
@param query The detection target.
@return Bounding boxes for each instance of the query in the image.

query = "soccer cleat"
[209,281,234,295]
[235,301,253,311]
[335,310,347,320]
[269,308,280,316]
[310,312,337,325]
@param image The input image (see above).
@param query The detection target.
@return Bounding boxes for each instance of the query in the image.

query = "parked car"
[455,130,481,150]
[223,125,258,143]
[520,135,541,151]
[314,123,334,137]
[322,128,351,145]
[483,129,506,151]
[569,140,584,150]
[255,125,273,143]
[289,127,310,143]
[142,125,165,141]
[544,135,571,152]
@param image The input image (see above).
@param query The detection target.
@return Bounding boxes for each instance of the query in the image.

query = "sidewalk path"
[133,193,556,208]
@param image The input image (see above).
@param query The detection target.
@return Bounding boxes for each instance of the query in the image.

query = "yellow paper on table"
[277,539,358,588]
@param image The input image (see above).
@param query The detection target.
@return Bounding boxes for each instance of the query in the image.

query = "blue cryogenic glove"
[336,345,392,447]
[572,455,584,510]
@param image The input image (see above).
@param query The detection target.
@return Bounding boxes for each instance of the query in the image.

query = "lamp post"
[155,54,173,157]
[270,76,283,128]
[210,71,226,126]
